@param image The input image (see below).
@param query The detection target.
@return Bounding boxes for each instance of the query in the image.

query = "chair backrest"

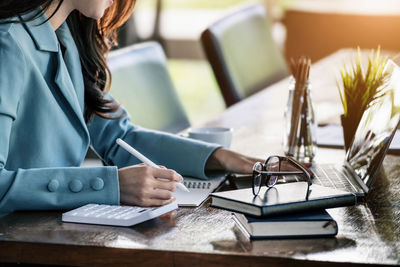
[108,42,190,133]
[201,4,288,107]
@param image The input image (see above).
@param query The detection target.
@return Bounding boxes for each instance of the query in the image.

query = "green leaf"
[337,46,389,122]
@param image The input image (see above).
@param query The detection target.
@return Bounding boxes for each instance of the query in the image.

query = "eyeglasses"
[252,155,312,199]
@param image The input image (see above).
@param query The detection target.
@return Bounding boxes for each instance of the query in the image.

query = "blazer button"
[69,179,83,193]
[47,179,59,192]
[90,177,104,191]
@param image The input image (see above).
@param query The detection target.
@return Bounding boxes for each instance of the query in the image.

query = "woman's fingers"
[125,187,176,207]
[149,188,174,200]
[133,195,176,207]
[206,148,262,174]
[118,164,183,207]
[264,159,314,178]
[154,179,176,192]
[147,197,176,207]
[152,167,183,182]
[280,160,314,178]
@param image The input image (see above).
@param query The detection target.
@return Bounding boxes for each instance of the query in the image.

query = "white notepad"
[174,176,226,207]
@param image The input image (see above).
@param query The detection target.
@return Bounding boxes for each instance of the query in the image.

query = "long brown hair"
[0,0,136,122]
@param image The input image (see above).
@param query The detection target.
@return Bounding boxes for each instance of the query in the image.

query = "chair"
[107,42,190,133]
[201,4,288,107]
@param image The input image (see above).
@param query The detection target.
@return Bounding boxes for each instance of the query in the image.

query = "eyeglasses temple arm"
[256,171,304,175]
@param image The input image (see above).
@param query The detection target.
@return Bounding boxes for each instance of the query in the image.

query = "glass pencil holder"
[283,77,317,163]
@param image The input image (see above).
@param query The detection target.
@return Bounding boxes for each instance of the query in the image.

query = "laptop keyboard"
[312,164,358,193]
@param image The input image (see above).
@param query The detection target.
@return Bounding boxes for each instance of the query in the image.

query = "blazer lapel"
[56,23,85,112]
[22,12,89,139]
[53,46,89,140]
[21,12,59,52]
[54,51,88,130]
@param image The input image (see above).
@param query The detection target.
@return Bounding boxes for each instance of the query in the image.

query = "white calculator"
[62,201,178,227]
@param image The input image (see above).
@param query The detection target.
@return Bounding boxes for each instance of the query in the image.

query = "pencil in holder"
[283,57,317,163]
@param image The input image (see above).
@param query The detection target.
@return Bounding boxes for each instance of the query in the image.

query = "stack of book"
[210,183,345,239]
[231,210,337,239]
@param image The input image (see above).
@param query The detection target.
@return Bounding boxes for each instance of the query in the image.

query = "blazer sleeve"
[87,98,221,179]
[0,30,119,214]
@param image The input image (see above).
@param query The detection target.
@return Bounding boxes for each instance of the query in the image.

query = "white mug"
[188,127,233,148]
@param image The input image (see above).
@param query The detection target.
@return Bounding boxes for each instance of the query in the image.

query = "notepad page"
[174,176,225,207]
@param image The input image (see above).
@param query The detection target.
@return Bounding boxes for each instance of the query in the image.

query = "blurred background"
[112,0,400,126]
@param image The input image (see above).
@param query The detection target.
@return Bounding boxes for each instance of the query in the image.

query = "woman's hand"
[205,148,262,174]
[206,148,313,176]
[118,164,183,207]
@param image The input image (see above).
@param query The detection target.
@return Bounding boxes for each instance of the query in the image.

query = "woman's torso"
[0,14,90,170]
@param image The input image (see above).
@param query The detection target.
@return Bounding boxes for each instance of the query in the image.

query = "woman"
[0,0,259,213]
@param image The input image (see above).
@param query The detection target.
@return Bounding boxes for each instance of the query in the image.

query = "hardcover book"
[232,210,338,239]
[211,182,356,217]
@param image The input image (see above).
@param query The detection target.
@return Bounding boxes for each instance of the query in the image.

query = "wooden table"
[1,49,399,266]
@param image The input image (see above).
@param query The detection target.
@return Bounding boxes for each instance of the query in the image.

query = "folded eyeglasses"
[252,155,313,199]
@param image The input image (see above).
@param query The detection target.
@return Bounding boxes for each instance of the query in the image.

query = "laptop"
[309,59,400,198]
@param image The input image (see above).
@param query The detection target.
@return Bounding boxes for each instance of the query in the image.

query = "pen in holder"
[283,57,317,163]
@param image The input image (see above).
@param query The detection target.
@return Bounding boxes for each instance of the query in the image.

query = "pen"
[116,138,190,193]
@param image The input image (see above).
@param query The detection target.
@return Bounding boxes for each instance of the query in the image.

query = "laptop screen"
[346,60,400,188]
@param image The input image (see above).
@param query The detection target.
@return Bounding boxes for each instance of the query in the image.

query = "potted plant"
[338,47,389,151]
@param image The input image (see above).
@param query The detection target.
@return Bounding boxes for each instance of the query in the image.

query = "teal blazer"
[0,13,219,214]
